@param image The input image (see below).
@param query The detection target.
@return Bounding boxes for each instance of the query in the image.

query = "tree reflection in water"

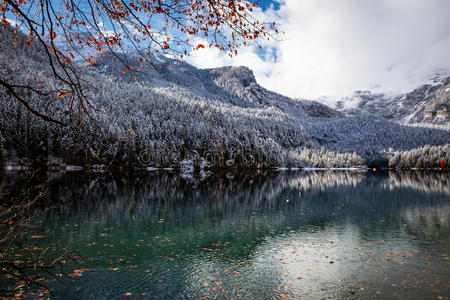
[0,170,448,299]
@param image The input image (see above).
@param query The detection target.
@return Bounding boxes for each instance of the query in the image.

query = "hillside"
[92,51,344,121]
[328,76,449,127]
[0,28,449,170]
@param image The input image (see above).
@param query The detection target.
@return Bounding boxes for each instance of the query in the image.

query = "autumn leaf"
[31,235,45,239]
[278,294,290,298]
[69,269,85,277]
[58,92,67,98]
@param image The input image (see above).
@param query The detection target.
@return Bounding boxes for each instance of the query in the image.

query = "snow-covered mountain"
[0,27,449,169]
[92,51,343,121]
[326,76,449,127]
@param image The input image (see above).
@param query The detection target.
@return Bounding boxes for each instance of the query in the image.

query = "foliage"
[0,171,82,297]
[0,0,277,123]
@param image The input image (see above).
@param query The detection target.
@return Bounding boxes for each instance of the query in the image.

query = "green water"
[1,170,449,299]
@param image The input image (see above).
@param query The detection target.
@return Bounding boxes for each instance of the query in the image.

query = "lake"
[1,170,449,299]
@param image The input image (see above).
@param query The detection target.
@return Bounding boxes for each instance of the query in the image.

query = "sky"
[186,0,450,100]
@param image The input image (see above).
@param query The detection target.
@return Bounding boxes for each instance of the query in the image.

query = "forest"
[0,26,449,170]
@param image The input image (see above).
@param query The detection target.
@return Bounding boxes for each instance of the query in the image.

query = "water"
[1,170,449,299]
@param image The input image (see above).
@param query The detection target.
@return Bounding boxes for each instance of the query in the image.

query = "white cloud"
[5,18,19,28]
[186,0,450,99]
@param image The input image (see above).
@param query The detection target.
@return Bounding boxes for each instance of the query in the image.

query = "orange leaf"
[121,70,126,75]
[59,92,67,98]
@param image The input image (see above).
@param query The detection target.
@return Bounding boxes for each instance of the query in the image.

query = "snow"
[4,165,28,171]
[276,167,289,171]
[0,28,448,170]
[65,165,84,171]
[146,167,159,171]
[302,167,366,171]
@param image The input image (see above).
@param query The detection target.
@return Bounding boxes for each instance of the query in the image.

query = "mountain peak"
[209,65,257,86]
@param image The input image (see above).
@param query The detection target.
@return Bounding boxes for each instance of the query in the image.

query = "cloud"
[186,0,450,99]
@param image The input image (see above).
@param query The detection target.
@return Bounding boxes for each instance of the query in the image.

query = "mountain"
[329,76,449,127]
[92,51,343,121]
[0,27,449,170]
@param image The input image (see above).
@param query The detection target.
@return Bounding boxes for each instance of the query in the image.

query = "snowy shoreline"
[3,162,448,173]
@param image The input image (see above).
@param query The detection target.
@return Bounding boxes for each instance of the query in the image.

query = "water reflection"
[0,170,449,299]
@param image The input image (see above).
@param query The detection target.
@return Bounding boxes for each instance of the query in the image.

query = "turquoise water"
[1,170,449,299]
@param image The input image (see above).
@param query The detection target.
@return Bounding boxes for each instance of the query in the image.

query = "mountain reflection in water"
[0,170,448,299]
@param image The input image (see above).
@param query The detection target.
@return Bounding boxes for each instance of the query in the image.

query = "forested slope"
[0,28,448,169]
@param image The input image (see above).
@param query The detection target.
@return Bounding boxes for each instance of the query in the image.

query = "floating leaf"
[31,235,45,239]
